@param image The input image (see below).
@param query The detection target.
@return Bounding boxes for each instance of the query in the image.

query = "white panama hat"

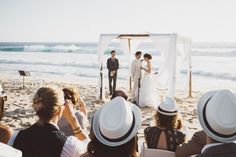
[157,96,178,116]
[197,89,236,143]
[92,96,142,147]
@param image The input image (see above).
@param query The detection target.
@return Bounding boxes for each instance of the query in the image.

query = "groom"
[130,51,142,103]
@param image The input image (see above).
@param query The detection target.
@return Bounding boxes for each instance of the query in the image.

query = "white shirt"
[60,136,89,157]
[0,142,22,157]
[8,125,90,157]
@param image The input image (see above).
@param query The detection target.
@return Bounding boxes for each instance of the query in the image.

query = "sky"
[0,0,236,42]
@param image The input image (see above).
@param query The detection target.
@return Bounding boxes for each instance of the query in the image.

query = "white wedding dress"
[138,63,158,108]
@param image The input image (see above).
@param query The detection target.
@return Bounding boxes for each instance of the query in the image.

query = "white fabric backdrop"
[150,34,176,97]
[120,39,142,89]
[97,34,118,99]
[97,34,192,100]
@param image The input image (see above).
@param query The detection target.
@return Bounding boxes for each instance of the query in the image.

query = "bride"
[138,53,158,108]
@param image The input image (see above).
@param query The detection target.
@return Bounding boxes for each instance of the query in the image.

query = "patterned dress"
[144,126,185,151]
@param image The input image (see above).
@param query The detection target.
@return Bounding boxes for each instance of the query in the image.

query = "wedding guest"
[58,87,89,136]
[196,90,236,157]
[175,130,206,157]
[82,97,142,157]
[0,123,13,144]
[10,86,89,157]
[144,97,186,151]
[0,97,13,144]
[107,50,119,95]
[111,90,128,100]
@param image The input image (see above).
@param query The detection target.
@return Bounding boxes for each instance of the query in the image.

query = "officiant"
[107,50,119,95]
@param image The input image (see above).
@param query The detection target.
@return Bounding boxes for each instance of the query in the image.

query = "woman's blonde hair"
[33,86,64,122]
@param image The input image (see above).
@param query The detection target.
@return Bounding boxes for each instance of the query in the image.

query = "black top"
[197,143,236,157]
[13,123,67,157]
[107,57,119,71]
[144,126,185,152]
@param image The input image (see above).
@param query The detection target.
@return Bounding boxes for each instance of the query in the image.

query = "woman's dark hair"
[87,130,138,157]
[135,51,142,56]
[111,90,128,100]
[144,53,152,60]
[155,112,181,129]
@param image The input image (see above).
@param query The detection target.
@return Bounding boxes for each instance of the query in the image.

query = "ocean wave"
[181,70,236,81]
[23,44,98,53]
[0,59,130,69]
[192,48,236,56]
[0,44,97,54]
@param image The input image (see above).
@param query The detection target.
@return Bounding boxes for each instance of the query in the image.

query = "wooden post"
[99,64,103,100]
[0,97,4,121]
[128,38,132,91]
[23,76,25,89]
[188,65,192,97]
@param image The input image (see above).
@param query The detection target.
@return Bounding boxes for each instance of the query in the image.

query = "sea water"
[0,42,236,92]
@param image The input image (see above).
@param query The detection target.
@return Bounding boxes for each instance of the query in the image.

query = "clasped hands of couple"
[63,100,88,141]
[110,70,116,76]
[141,66,148,72]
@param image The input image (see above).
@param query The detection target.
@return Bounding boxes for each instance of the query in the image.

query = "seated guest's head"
[197,89,236,144]
[87,97,142,157]
[33,86,65,124]
[0,97,13,144]
[111,90,128,100]
[155,97,181,129]
[63,87,80,107]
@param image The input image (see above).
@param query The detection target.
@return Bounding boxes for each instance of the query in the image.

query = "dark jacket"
[176,130,206,157]
[197,143,236,157]
[13,123,67,157]
[107,57,119,72]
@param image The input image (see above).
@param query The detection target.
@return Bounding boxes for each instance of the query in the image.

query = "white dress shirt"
[0,142,22,157]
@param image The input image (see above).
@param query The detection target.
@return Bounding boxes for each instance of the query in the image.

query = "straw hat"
[92,96,142,147]
[157,97,178,116]
[197,90,236,143]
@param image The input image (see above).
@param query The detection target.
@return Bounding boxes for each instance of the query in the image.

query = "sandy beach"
[0,78,202,142]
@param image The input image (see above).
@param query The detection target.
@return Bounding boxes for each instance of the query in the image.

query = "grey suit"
[197,143,236,157]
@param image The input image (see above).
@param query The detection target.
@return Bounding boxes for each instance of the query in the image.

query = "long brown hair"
[155,112,182,129]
